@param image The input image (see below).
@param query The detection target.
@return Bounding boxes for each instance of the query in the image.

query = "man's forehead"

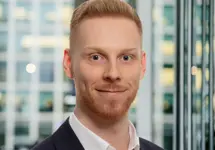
[70,17,142,50]
[73,16,140,35]
[84,45,138,52]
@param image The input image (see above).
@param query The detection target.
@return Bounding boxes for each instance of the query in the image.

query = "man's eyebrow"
[121,48,138,52]
[84,46,138,52]
[84,46,103,51]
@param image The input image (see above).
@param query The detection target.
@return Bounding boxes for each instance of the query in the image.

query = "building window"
[40,47,54,55]
[15,2,31,22]
[39,91,53,112]
[163,93,173,114]
[39,62,54,83]
[17,32,32,52]
[161,68,174,87]
[0,61,6,82]
[41,2,56,24]
[15,91,29,112]
[0,2,8,22]
[63,91,76,112]
[16,62,31,83]
[162,35,174,56]
[15,126,29,137]
[0,32,7,52]
[39,123,52,139]
[0,90,6,112]
[163,6,174,27]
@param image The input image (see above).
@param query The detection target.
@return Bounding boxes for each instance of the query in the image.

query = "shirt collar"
[69,112,140,150]
[128,121,140,150]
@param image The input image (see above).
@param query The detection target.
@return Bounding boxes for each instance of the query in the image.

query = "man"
[32,0,163,150]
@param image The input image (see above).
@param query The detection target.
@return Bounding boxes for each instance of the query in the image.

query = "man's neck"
[74,107,130,149]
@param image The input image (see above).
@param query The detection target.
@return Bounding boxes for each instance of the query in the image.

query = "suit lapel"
[139,138,144,150]
[52,118,85,150]
[51,118,146,150]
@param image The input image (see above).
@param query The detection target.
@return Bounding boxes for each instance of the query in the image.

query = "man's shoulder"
[30,136,55,150]
[139,137,164,150]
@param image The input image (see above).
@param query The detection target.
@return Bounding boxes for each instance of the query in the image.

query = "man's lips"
[96,89,126,93]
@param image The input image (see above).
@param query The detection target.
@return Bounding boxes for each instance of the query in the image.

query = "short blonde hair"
[70,0,142,37]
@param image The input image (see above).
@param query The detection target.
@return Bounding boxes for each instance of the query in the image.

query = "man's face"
[64,17,146,121]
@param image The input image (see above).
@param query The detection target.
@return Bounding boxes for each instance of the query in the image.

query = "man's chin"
[82,95,133,121]
[94,108,129,121]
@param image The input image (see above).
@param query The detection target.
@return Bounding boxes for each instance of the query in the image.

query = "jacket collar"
[52,118,85,150]
[52,117,144,150]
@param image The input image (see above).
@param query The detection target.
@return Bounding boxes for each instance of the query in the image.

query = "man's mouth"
[96,89,126,93]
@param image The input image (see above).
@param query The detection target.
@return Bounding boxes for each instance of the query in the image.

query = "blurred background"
[0,0,214,150]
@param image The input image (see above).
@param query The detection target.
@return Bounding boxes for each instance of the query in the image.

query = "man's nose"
[103,61,121,82]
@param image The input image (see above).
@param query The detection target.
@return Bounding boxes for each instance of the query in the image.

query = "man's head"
[63,0,146,121]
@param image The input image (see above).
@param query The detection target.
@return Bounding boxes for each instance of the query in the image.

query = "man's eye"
[91,55,101,60]
[122,55,132,61]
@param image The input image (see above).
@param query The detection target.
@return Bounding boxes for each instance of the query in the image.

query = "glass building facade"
[0,0,214,150]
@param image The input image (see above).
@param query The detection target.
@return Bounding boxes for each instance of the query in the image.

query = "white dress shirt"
[69,112,140,150]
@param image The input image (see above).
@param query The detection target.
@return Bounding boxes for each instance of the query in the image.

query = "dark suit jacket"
[31,118,163,150]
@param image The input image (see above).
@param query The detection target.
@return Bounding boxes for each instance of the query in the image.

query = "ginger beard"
[76,83,139,121]
[81,89,136,121]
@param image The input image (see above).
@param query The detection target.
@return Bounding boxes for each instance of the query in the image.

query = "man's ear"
[63,48,73,79]
[140,51,146,80]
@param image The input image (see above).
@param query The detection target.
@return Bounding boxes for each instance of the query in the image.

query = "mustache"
[95,84,128,92]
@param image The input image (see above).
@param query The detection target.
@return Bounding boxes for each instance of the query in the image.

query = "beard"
[76,84,138,122]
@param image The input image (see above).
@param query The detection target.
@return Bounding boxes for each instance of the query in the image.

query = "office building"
[0,0,214,150]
